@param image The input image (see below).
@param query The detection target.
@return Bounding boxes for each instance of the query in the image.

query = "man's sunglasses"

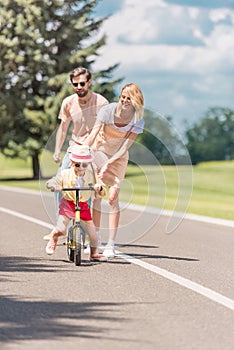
[72,81,87,87]
[75,163,88,168]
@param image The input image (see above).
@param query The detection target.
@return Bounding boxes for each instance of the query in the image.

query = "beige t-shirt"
[58,92,108,145]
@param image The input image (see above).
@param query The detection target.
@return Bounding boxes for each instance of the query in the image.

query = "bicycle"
[52,184,94,266]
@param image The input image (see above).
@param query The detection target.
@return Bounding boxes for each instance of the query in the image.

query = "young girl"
[45,145,107,262]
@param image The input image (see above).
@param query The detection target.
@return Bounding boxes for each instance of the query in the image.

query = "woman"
[84,83,144,258]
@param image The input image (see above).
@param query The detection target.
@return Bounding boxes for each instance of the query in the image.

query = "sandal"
[90,253,108,262]
[46,238,58,255]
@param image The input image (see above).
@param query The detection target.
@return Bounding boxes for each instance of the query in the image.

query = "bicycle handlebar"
[62,186,94,191]
[50,183,94,192]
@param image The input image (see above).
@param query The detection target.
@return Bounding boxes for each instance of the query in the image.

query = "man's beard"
[76,89,89,98]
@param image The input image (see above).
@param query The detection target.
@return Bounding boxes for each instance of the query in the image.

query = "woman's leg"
[92,196,102,245]
[103,186,120,258]
[108,186,120,242]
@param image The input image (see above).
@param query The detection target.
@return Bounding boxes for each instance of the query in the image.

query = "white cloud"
[172,93,187,108]
[93,0,234,131]
[203,24,234,52]
[188,7,200,19]
[209,8,234,23]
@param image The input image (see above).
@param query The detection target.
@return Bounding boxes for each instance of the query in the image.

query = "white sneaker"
[103,246,115,258]
[83,243,90,255]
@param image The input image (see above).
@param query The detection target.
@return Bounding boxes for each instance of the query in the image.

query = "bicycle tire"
[67,226,75,262]
[74,226,82,266]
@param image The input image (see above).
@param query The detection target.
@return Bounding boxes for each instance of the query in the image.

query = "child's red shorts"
[59,198,92,221]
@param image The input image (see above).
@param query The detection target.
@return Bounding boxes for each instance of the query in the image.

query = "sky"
[92,0,234,135]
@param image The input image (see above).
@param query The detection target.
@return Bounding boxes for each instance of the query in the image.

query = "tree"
[186,107,234,164]
[0,0,120,179]
[130,109,191,165]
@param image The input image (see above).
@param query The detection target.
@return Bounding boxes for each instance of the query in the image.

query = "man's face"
[71,74,91,97]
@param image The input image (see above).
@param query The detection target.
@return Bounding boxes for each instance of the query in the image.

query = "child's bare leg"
[45,215,69,255]
[81,220,98,256]
[81,220,107,261]
[92,197,102,229]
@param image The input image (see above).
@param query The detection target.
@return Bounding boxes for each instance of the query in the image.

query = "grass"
[0,152,233,221]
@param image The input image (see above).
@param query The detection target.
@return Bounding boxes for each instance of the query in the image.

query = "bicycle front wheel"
[67,226,75,262]
[74,226,82,266]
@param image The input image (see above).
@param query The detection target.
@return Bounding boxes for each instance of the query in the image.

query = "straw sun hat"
[69,145,93,163]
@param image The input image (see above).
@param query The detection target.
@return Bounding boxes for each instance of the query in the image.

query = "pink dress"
[93,103,144,187]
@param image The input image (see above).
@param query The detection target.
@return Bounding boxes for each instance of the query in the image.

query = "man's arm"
[84,119,103,147]
[53,120,70,163]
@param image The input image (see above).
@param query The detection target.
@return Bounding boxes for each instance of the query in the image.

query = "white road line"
[116,251,234,311]
[1,185,234,228]
[0,207,54,230]
[1,205,234,311]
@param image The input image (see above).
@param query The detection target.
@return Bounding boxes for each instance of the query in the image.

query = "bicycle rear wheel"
[67,226,75,262]
[74,226,82,266]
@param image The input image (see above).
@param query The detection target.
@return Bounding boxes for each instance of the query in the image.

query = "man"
[44,67,108,242]
[53,67,109,169]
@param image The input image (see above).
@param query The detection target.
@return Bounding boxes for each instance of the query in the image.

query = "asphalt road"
[0,186,233,350]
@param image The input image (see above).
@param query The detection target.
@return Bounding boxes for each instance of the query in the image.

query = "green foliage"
[1,154,234,220]
[131,109,191,165]
[0,0,119,178]
[186,107,234,164]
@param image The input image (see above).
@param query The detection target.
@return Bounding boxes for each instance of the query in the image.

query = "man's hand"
[53,152,61,163]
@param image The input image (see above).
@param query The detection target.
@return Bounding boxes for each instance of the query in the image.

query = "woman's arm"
[84,119,103,147]
[97,132,137,181]
[107,132,137,164]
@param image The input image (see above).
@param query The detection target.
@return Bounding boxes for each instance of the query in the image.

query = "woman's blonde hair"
[116,83,144,122]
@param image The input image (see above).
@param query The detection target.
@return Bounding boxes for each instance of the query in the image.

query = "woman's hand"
[98,162,108,179]
[94,183,106,196]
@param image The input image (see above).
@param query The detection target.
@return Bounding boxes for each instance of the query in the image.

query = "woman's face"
[119,88,133,110]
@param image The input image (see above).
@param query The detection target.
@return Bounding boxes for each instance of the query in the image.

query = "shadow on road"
[117,243,159,249]
[114,243,199,262]
[118,252,199,262]
[0,295,130,343]
[0,256,66,274]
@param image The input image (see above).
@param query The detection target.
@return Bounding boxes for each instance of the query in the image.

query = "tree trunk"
[32,152,41,179]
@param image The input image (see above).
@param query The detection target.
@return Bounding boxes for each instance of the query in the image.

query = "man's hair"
[70,67,92,82]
